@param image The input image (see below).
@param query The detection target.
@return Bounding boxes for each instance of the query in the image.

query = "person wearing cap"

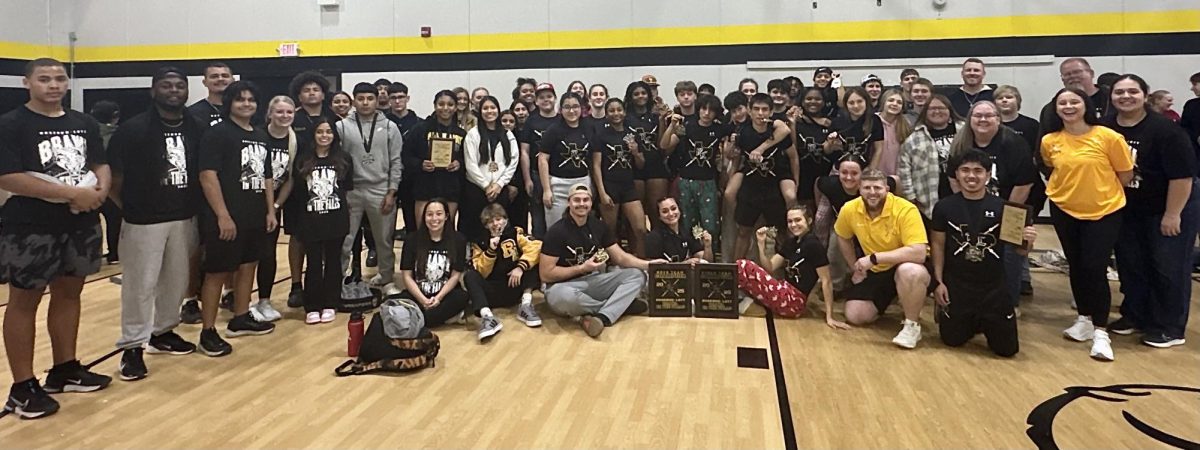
[813,67,843,118]
[539,183,666,338]
[641,74,663,107]
[538,93,592,230]
[947,58,994,118]
[107,67,203,381]
[518,82,558,238]
[861,74,884,111]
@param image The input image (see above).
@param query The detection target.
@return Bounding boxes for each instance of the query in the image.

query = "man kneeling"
[931,149,1037,357]
[834,169,930,348]
[539,184,664,338]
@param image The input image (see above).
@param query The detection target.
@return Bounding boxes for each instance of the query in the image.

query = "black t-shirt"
[399,232,467,297]
[386,110,422,140]
[264,132,292,196]
[736,121,793,183]
[1102,113,1197,216]
[519,112,560,148]
[0,107,106,232]
[541,215,617,272]
[818,175,895,216]
[929,123,958,199]
[974,130,1037,201]
[948,88,995,118]
[795,116,847,199]
[626,109,664,170]
[645,225,703,262]
[837,114,884,166]
[405,118,466,186]
[293,154,354,242]
[676,120,730,180]
[197,121,272,232]
[774,233,828,293]
[188,99,223,130]
[539,121,591,179]
[1003,115,1040,157]
[591,123,636,184]
[820,87,840,118]
[931,194,1009,288]
[292,108,339,152]
[581,115,607,139]
[107,110,201,225]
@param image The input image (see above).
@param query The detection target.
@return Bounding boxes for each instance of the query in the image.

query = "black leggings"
[303,237,342,313]
[1050,203,1123,328]
[396,289,470,326]
[257,228,280,299]
[349,216,375,277]
[463,268,539,315]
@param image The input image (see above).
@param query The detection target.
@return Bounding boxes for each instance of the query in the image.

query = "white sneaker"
[1090,329,1114,361]
[384,282,402,296]
[320,309,336,323]
[368,274,386,287]
[1063,315,1095,342]
[305,312,321,325]
[738,296,755,315]
[248,301,268,322]
[257,299,282,322]
[892,319,922,349]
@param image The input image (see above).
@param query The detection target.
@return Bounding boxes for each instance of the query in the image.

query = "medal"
[692,225,705,239]
[765,227,778,240]
[592,248,610,264]
[488,161,499,172]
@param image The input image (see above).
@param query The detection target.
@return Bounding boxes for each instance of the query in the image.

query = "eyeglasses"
[561,104,582,110]
[971,113,998,120]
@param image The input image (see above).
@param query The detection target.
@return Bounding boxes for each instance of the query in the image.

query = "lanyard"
[354,114,378,154]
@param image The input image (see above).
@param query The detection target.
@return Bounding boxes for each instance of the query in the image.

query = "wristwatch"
[869,254,878,265]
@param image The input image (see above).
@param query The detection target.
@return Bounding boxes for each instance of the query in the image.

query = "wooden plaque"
[430,139,454,168]
[693,263,739,319]
[648,263,693,317]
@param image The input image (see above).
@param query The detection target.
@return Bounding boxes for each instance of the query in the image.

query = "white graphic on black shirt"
[558,141,589,168]
[240,141,268,191]
[1126,139,1141,189]
[565,245,599,266]
[948,222,999,263]
[306,167,341,213]
[164,134,188,187]
[686,138,717,168]
[800,136,829,164]
[420,250,450,295]
[36,131,89,185]
[844,137,867,164]
[606,143,631,170]
[268,148,290,184]
[785,256,806,285]
[746,147,778,177]
[631,125,659,152]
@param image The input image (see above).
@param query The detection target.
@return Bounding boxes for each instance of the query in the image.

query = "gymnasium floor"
[0,226,1197,449]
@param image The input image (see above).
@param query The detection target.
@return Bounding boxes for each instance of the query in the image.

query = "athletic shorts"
[635,150,672,180]
[843,263,934,313]
[0,225,102,291]
[604,179,639,204]
[413,172,463,201]
[281,199,301,236]
[734,180,787,228]
[201,228,267,274]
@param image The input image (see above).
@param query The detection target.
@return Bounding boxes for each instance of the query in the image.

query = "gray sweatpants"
[827,235,850,292]
[545,267,645,324]
[544,175,591,231]
[116,218,198,349]
[342,188,397,284]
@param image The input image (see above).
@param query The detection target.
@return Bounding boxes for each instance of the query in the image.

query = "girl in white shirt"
[461,95,520,241]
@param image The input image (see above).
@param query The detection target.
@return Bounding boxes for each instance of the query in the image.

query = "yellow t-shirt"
[833,193,928,272]
[1040,126,1134,220]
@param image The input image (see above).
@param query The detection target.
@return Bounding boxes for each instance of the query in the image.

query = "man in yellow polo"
[834,169,931,348]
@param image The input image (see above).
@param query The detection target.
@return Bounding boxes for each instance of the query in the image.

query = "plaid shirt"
[897,123,958,218]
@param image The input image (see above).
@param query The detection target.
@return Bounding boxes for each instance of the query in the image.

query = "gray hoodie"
[336,111,404,196]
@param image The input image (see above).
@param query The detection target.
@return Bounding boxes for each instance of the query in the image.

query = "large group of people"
[1,55,1198,420]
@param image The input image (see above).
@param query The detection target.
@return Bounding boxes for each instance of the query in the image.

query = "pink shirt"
[877,113,901,176]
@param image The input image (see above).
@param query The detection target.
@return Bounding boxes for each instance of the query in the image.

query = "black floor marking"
[765,312,798,450]
[737,347,769,369]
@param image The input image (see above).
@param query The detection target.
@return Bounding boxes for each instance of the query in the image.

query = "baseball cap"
[152,66,187,84]
[567,183,592,199]
[860,74,882,86]
[815,67,834,76]
[641,74,659,86]
[536,82,555,94]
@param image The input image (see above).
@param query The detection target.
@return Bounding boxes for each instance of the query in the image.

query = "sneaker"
[4,380,59,420]
[43,361,112,393]
[286,289,304,308]
[305,312,321,324]
[367,273,386,287]
[226,313,275,337]
[892,319,922,349]
[255,299,282,322]
[199,328,232,357]
[448,310,467,325]
[478,316,503,341]
[366,250,378,268]
[625,299,649,316]
[320,309,336,323]
[119,348,147,381]
[580,315,604,338]
[1063,315,1095,342]
[1020,281,1033,296]
[739,296,756,315]
[147,331,196,355]
[219,290,234,311]
[1090,329,1114,361]
[180,299,201,324]
[248,300,268,322]
[1108,317,1138,336]
[1142,333,1186,349]
[517,303,543,327]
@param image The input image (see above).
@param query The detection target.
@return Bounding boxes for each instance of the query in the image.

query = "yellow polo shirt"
[833,193,928,272]
[1041,126,1134,220]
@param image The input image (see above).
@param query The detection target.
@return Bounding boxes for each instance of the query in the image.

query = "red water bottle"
[347,311,364,357]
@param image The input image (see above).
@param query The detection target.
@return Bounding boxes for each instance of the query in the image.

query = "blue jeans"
[1114,180,1200,337]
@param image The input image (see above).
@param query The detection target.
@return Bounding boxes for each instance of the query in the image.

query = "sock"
[520,293,533,305]
[480,307,494,318]
[291,282,302,292]
[221,288,232,297]
[183,296,197,303]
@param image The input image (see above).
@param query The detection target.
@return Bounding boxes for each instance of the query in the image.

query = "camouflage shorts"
[0,225,102,291]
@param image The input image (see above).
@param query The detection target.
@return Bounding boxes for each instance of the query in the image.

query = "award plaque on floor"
[649,263,694,317]
[693,263,738,319]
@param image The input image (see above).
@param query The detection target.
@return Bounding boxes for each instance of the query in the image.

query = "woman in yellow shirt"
[1040,88,1134,362]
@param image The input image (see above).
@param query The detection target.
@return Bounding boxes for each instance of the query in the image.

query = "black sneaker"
[4,379,59,420]
[219,291,234,311]
[1108,317,1139,336]
[1142,333,1186,348]
[226,313,275,338]
[147,331,196,355]
[43,360,112,393]
[119,348,148,381]
[286,286,304,309]
[625,299,649,316]
[180,299,202,325]
[199,328,232,357]
[365,250,378,268]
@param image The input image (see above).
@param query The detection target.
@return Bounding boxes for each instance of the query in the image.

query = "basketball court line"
[766,312,799,450]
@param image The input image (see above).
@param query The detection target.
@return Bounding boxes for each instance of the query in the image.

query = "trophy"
[692,225,705,240]
[693,264,739,319]
[648,263,694,317]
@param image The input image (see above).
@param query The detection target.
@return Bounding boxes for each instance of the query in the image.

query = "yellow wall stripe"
[2,9,1197,63]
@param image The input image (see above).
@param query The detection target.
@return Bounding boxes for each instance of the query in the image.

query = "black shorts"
[201,228,267,274]
[635,150,672,180]
[734,180,786,228]
[843,267,900,313]
[0,225,102,291]
[413,172,463,201]
[281,199,301,236]
[939,285,1018,356]
[604,179,639,204]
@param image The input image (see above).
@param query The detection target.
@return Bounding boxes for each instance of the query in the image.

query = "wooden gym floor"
[0,226,1198,449]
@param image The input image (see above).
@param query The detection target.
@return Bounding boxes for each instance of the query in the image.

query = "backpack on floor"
[334,312,440,376]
